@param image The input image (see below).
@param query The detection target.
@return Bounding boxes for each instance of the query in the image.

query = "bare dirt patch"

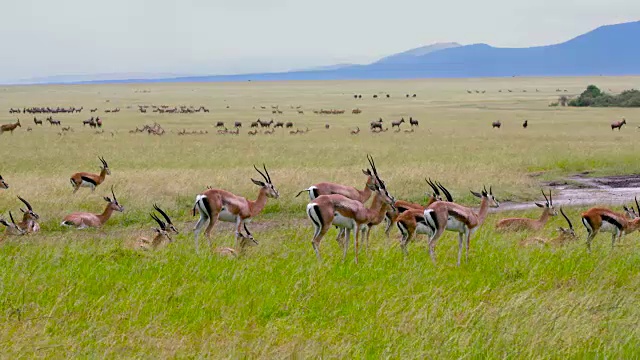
[496,174,640,212]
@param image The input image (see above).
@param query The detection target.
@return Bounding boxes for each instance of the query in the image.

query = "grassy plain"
[1,77,640,358]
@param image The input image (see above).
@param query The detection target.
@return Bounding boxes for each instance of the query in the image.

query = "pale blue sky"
[1,0,638,82]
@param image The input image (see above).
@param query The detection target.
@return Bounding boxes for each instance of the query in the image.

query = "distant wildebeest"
[386,94,390,98]
[373,94,378,99]
[274,122,284,128]
[285,122,294,128]
[406,94,410,98]
[251,121,259,128]
[33,117,43,126]
[234,121,242,128]
[259,119,274,128]
[215,122,225,128]
[0,119,21,134]
[522,120,528,129]
[354,94,358,99]
[412,94,417,98]
[391,118,405,129]
[90,108,98,113]
[492,121,502,129]
[47,117,61,126]
[325,124,330,129]
[611,118,626,131]
[409,117,419,127]
[370,121,383,131]
[358,95,362,99]
[352,108,362,114]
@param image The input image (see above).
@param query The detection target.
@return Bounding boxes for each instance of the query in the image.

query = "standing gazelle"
[70,156,111,193]
[495,190,557,231]
[61,187,124,228]
[423,186,499,266]
[0,175,8,189]
[192,164,279,252]
[581,204,640,251]
[306,156,395,263]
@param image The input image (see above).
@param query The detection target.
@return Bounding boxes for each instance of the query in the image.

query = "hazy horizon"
[2,0,639,83]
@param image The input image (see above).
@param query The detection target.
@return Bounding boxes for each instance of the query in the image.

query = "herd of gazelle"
[3,155,640,263]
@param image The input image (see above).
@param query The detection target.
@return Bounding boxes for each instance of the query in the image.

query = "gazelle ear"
[470,191,482,198]
[362,169,371,176]
[535,202,545,208]
[104,197,111,202]
[251,179,265,187]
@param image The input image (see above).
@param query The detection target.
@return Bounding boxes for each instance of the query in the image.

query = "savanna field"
[2,77,640,358]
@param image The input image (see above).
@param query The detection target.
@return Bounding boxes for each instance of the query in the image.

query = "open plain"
[2,77,640,358]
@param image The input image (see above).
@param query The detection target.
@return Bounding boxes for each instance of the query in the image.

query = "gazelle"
[581,203,640,251]
[0,175,8,189]
[61,187,124,229]
[214,232,258,257]
[0,119,21,134]
[520,208,577,247]
[0,212,25,236]
[306,160,394,263]
[385,179,450,237]
[70,156,111,193]
[495,190,557,231]
[622,197,640,219]
[422,186,499,265]
[192,164,278,252]
[17,196,40,233]
[137,205,179,250]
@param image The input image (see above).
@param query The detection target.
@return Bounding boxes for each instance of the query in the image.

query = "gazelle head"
[16,119,21,127]
[251,164,279,199]
[623,197,640,219]
[150,213,173,243]
[99,156,111,175]
[153,204,179,234]
[0,175,8,189]
[366,154,395,209]
[557,207,576,238]
[471,186,499,208]
[103,187,124,212]
[18,196,39,220]
[425,178,443,201]
[535,190,557,216]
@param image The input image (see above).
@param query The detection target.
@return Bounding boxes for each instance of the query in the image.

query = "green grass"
[2,77,640,357]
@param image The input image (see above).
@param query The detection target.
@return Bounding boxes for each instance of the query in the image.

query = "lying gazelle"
[520,208,577,247]
[17,196,40,233]
[385,179,450,237]
[0,175,8,189]
[306,159,394,263]
[422,186,499,266]
[214,232,258,257]
[192,164,278,252]
[61,186,124,229]
[70,156,111,193]
[495,190,556,231]
[581,203,640,251]
[137,204,179,250]
[0,212,25,236]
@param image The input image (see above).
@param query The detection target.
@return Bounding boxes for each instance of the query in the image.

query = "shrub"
[568,85,640,107]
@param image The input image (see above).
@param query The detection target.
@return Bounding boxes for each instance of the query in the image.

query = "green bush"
[569,85,640,107]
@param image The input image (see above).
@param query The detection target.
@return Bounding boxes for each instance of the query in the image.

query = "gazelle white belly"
[416,222,434,236]
[332,213,357,229]
[446,217,467,233]
[600,221,620,234]
[218,209,238,223]
[80,180,95,188]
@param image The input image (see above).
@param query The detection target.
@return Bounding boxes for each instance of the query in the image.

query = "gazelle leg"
[234,217,244,251]
[312,225,330,261]
[586,230,598,252]
[342,228,351,261]
[384,216,393,238]
[353,225,360,264]
[465,229,471,264]
[203,212,219,249]
[457,232,464,267]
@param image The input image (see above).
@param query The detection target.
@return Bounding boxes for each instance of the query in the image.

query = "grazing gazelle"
[495,190,557,231]
[306,159,394,263]
[0,119,21,134]
[422,186,499,266]
[137,205,179,250]
[61,187,124,229]
[0,175,8,189]
[70,156,111,193]
[0,212,25,236]
[581,203,640,251]
[192,164,279,252]
[17,196,40,233]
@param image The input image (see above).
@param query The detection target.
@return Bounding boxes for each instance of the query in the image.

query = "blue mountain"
[62,20,640,84]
